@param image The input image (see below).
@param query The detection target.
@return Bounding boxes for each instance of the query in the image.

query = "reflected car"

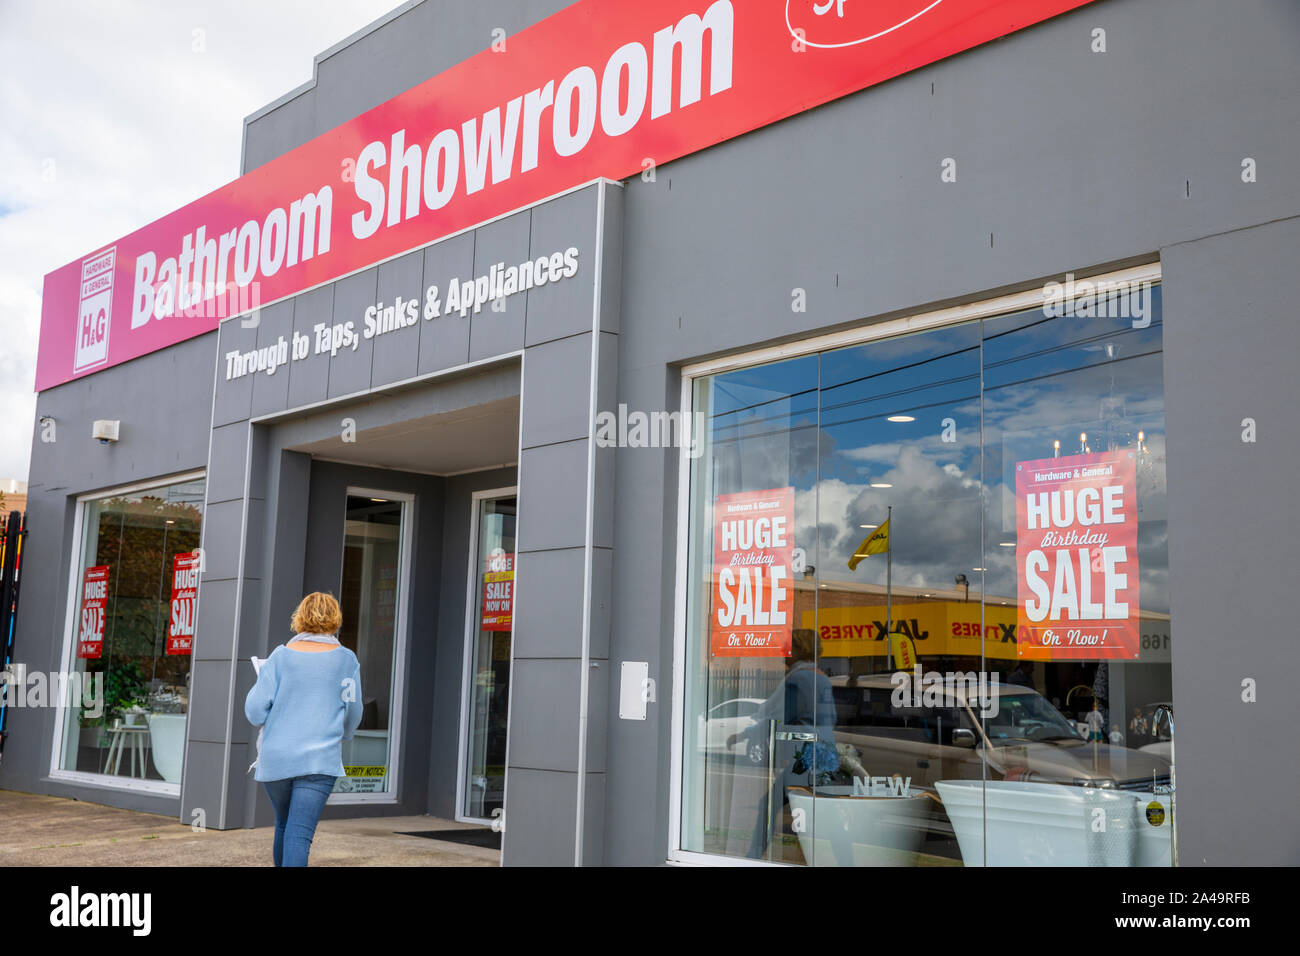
[697,698,765,762]
[827,675,1172,793]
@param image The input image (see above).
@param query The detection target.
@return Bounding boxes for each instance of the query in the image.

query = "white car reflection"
[698,698,765,762]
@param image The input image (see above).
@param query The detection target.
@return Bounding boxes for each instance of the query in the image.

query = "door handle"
[775,731,818,741]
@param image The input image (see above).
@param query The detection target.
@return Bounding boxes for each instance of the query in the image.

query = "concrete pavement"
[0,788,499,866]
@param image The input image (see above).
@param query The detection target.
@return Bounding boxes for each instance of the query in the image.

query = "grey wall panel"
[500,767,578,866]
[207,424,250,503]
[418,233,476,375]
[1160,216,1300,866]
[241,1,572,173]
[524,188,599,347]
[199,500,248,581]
[263,450,313,650]
[287,286,334,409]
[506,659,583,772]
[185,659,232,746]
[250,300,294,417]
[517,334,591,448]
[588,547,612,662]
[516,440,588,553]
[233,578,270,665]
[242,84,316,173]
[213,320,257,426]
[193,578,239,662]
[187,657,250,744]
[371,251,426,387]
[597,187,624,337]
[326,269,379,399]
[179,740,233,823]
[469,213,530,362]
[512,548,587,659]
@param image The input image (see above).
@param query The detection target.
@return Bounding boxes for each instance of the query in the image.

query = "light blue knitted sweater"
[243,642,364,782]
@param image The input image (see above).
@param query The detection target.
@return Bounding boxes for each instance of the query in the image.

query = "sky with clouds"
[0,0,401,481]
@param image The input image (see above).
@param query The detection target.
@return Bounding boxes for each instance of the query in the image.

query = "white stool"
[103,721,149,778]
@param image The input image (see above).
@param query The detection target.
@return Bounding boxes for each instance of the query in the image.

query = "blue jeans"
[263,774,337,867]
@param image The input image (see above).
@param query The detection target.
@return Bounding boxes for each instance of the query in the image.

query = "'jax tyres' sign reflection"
[36,0,1097,391]
[711,488,793,657]
[1016,451,1140,660]
[77,566,109,659]
[167,552,200,655]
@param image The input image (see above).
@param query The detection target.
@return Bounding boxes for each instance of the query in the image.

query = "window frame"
[666,263,1163,866]
[48,469,207,795]
[455,484,518,825]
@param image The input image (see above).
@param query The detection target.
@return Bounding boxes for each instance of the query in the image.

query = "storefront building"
[4,0,1297,866]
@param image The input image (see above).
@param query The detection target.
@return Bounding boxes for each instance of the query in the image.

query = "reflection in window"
[682,283,1173,866]
[58,478,205,785]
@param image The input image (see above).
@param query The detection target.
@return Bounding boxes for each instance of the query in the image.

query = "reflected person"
[727,628,837,860]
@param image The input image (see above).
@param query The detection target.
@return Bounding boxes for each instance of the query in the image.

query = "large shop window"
[56,476,206,788]
[680,280,1174,866]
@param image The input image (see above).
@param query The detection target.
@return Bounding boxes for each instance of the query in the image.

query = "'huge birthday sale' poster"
[711,487,794,657]
[1016,451,1139,660]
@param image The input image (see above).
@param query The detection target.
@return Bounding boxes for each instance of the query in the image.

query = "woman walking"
[244,592,363,866]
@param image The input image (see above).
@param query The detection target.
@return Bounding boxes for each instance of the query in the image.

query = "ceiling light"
[972,567,986,572]
[859,523,877,529]
[870,482,892,488]
[998,541,1015,547]
[887,415,915,423]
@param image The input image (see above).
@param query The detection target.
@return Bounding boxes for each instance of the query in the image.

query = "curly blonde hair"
[291,592,343,635]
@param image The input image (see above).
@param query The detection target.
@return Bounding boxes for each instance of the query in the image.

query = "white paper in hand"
[248,656,267,774]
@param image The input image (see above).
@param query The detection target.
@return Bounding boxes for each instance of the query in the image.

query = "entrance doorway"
[457,488,516,823]
[332,488,413,801]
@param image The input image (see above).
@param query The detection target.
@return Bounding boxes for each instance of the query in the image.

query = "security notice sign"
[711,487,793,657]
[167,552,200,655]
[77,566,109,659]
[1016,451,1140,660]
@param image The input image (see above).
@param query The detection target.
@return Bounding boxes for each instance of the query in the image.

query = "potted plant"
[100,661,148,728]
[122,694,150,726]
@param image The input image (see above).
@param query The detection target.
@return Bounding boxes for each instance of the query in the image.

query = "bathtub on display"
[786,785,934,867]
[935,779,1173,867]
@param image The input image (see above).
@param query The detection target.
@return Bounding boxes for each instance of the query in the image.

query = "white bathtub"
[786,785,934,867]
[146,713,187,784]
[935,780,1173,867]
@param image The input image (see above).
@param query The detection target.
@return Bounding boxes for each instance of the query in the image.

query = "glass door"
[459,491,516,822]
[333,491,411,797]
